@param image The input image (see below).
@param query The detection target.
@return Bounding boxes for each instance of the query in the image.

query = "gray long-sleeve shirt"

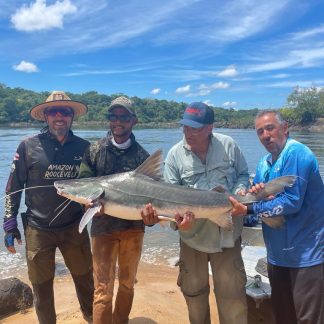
[164,132,249,253]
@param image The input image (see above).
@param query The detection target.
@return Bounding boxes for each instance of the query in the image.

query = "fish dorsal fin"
[134,149,163,180]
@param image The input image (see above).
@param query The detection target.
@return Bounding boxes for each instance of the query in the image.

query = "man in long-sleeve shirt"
[164,102,249,324]
[231,110,324,323]
[3,91,94,324]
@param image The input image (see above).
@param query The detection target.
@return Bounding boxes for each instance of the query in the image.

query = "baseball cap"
[179,102,214,128]
[108,96,136,116]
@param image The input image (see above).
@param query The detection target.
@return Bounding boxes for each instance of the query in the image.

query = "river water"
[0,127,323,279]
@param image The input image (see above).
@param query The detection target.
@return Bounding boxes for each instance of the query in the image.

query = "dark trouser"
[268,262,324,324]
[92,229,144,324]
[177,239,247,324]
[25,224,94,324]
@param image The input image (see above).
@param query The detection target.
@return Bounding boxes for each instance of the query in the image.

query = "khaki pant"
[177,239,247,324]
[92,229,144,324]
[25,224,94,324]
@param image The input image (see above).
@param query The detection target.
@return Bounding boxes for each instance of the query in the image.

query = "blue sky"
[1,0,324,109]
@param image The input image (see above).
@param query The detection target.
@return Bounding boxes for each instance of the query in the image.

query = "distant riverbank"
[3,118,324,132]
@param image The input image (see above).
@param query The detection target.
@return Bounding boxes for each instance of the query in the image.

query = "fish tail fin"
[239,175,297,203]
[261,215,285,228]
[79,202,101,233]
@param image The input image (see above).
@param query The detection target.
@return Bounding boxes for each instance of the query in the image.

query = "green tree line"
[1,83,323,127]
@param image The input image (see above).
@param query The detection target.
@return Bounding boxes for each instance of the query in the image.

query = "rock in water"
[255,257,268,278]
[0,277,33,316]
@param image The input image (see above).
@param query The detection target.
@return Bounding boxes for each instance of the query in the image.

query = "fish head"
[54,178,104,205]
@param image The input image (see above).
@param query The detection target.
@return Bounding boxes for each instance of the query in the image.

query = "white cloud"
[185,82,230,97]
[11,0,77,32]
[203,99,214,106]
[199,82,229,90]
[271,73,289,79]
[267,80,324,88]
[217,65,238,77]
[290,24,324,41]
[150,88,161,95]
[222,101,237,107]
[247,46,324,73]
[176,85,191,94]
[13,60,39,73]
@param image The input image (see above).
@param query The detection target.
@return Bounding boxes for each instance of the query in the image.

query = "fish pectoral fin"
[79,201,102,233]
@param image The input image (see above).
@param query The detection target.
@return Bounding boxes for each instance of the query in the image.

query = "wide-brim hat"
[30,90,88,121]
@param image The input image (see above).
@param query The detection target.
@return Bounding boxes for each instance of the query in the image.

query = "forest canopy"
[0,83,323,128]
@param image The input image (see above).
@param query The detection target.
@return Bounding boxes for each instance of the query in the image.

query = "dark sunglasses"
[45,108,74,117]
[107,114,134,123]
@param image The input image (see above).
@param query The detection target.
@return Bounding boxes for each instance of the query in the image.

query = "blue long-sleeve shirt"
[252,138,324,268]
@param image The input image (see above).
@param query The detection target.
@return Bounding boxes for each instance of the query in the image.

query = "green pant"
[25,224,94,324]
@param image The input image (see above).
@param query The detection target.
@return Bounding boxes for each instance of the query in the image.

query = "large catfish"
[54,150,296,233]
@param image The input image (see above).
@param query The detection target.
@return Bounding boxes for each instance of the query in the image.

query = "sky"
[0,0,324,109]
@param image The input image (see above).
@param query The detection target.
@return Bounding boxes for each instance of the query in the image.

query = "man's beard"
[49,126,69,138]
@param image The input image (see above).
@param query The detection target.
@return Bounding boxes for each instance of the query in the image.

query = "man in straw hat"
[3,91,94,323]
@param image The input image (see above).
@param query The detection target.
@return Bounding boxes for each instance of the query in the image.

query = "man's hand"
[175,211,195,231]
[249,183,274,199]
[141,203,159,225]
[4,228,22,254]
[228,196,248,217]
[249,183,265,194]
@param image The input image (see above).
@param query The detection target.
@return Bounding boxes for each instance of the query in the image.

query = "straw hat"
[30,91,88,121]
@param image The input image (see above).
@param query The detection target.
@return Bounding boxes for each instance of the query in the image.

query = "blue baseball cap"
[179,102,214,128]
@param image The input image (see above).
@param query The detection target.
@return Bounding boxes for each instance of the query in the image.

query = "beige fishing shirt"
[163,132,249,253]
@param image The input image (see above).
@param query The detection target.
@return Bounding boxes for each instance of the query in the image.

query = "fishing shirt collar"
[105,131,136,150]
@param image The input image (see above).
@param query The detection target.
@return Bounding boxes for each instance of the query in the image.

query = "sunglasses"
[45,108,74,117]
[107,114,134,123]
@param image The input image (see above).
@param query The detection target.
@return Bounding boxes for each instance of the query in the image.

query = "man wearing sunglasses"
[3,91,94,324]
[78,96,150,324]
[163,102,249,324]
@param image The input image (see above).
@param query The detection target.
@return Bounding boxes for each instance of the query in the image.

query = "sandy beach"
[0,262,205,324]
[0,260,275,324]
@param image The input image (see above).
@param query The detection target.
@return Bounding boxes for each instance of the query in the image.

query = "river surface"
[0,127,323,279]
